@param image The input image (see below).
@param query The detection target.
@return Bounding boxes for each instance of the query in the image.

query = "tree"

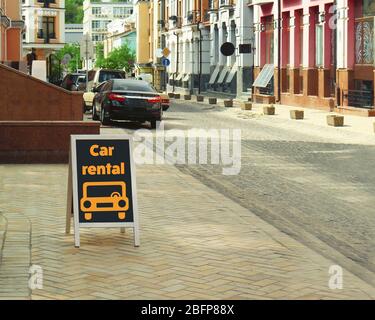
[65,0,84,24]
[56,43,82,73]
[95,43,135,72]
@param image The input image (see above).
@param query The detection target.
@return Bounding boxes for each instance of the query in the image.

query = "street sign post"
[161,57,170,67]
[66,135,140,248]
[80,33,94,92]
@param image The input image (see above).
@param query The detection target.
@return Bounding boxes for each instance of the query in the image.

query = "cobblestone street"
[1,100,375,299]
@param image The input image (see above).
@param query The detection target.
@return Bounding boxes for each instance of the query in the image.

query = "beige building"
[22,0,65,60]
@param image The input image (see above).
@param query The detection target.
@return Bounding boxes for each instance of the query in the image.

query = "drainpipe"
[160,0,166,90]
[173,32,179,92]
[277,0,281,103]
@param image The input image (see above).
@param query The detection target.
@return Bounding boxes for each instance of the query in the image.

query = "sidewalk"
[1,161,375,299]
[174,96,375,142]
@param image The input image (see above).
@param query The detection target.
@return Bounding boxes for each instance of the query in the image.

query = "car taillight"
[109,93,126,102]
[148,96,161,104]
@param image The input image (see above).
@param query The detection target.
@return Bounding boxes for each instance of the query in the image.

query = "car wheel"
[92,104,99,120]
[150,120,157,129]
[100,107,111,126]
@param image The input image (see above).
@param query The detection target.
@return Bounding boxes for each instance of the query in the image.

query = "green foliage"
[65,0,84,23]
[56,43,82,73]
[95,43,135,72]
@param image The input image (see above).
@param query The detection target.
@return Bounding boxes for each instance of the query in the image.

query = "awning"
[209,65,221,84]
[225,63,237,84]
[252,64,274,88]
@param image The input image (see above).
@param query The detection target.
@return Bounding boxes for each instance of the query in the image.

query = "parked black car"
[61,73,86,91]
[92,79,163,129]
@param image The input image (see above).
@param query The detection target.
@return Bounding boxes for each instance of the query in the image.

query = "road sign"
[220,42,235,56]
[161,57,170,67]
[156,48,164,58]
[66,135,139,248]
[162,47,171,57]
[61,53,72,65]
[80,33,94,60]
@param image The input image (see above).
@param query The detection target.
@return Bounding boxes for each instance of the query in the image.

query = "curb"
[0,213,8,266]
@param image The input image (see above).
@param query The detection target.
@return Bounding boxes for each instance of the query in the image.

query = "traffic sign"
[156,48,164,58]
[161,57,170,67]
[162,47,171,57]
[66,135,139,248]
[61,53,72,65]
[80,33,94,60]
[220,42,235,56]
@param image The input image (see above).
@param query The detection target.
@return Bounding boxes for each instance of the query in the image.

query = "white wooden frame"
[66,134,140,248]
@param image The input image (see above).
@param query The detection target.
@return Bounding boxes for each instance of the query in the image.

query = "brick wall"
[0,63,83,121]
[0,121,101,163]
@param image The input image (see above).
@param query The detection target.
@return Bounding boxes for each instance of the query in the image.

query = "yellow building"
[134,0,153,79]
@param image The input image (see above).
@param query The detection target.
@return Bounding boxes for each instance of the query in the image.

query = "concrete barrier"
[196,95,204,102]
[327,115,344,127]
[290,110,304,120]
[168,93,174,98]
[208,97,217,104]
[224,99,233,107]
[263,105,275,115]
[240,102,252,110]
[184,94,192,100]
[174,93,181,99]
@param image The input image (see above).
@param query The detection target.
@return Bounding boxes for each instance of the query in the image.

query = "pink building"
[252,0,375,116]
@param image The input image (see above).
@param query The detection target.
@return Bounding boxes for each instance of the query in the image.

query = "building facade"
[252,0,375,113]
[155,0,254,97]
[1,0,24,64]
[103,15,136,58]
[65,23,83,44]
[83,0,133,47]
[22,0,66,60]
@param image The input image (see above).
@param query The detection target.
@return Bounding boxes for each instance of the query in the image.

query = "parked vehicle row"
[60,69,170,128]
[92,79,163,129]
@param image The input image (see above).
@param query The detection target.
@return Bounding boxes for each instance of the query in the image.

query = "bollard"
[224,99,233,107]
[168,93,174,98]
[263,105,275,115]
[174,93,181,99]
[327,115,344,127]
[184,94,192,100]
[290,110,304,120]
[241,102,252,110]
[196,95,204,102]
[208,97,217,104]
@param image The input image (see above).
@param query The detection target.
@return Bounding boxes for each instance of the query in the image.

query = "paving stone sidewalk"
[0,163,375,300]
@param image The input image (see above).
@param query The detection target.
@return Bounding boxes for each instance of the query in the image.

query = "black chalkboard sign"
[66,135,139,248]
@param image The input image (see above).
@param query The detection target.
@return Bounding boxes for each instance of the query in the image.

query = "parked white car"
[83,69,126,112]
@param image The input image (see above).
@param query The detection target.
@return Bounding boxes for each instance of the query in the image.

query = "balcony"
[168,15,182,29]
[187,10,200,24]
[37,30,56,43]
[220,0,233,8]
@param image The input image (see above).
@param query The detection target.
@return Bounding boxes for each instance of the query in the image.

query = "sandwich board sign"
[66,135,139,248]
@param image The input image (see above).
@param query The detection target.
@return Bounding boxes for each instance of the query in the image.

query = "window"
[316,24,323,67]
[112,80,155,92]
[37,16,56,42]
[92,7,101,15]
[355,18,374,64]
